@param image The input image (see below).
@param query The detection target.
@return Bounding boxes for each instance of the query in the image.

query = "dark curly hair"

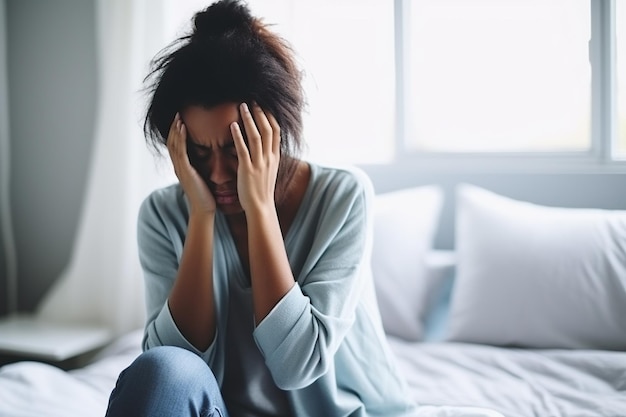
[143,0,305,189]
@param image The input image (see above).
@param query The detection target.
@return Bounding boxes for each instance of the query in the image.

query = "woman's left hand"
[231,102,281,214]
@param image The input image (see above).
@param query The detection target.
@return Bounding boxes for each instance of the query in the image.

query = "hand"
[231,103,281,214]
[167,113,216,215]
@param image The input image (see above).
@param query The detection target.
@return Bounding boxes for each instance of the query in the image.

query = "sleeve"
[253,168,375,390]
[137,190,216,361]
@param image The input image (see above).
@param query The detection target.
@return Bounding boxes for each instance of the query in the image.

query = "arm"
[167,213,216,350]
[138,187,220,360]
[231,102,295,324]
[233,104,374,389]
[163,113,217,351]
[252,178,373,389]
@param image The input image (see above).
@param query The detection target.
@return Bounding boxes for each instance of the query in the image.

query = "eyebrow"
[188,139,235,151]
[186,115,243,151]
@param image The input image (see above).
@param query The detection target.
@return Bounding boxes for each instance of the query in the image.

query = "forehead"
[181,103,240,146]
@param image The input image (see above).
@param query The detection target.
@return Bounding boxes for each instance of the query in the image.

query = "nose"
[209,154,234,185]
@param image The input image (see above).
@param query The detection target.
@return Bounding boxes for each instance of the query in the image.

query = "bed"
[1,183,625,417]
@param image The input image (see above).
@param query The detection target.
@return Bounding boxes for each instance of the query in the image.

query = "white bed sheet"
[0,330,141,417]
[388,336,626,417]
[1,329,624,417]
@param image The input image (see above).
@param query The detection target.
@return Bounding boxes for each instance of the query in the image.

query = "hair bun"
[192,0,254,40]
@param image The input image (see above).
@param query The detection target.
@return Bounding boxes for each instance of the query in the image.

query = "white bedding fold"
[388,337,626,417]
[0,330,142,417]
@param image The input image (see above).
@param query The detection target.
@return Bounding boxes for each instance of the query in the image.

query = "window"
[171,1,625,167]
[404,0,591,154]
[399,0,626,166]
[249,1,395,165]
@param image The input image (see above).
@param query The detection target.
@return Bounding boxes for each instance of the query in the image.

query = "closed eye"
[187,140,237,161]
[188,140,211,159]
[222,142,238,158]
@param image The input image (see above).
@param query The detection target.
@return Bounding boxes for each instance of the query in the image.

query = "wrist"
[189,210,216,227]
[245,203,278,225]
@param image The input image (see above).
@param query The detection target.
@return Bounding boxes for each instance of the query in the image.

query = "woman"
[105,1,416,416]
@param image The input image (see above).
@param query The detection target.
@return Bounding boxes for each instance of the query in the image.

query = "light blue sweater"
[137,163,417,417]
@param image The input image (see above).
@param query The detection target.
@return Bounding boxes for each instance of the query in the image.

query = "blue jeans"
[105,346,229,417]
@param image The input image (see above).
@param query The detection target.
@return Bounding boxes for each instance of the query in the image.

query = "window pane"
[617,0,626,159]
[406,0,591,153]
[251,1,396,165]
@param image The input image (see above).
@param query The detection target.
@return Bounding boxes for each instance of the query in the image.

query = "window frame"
[393,0,626,172]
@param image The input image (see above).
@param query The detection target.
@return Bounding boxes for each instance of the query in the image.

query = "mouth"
[213,190,239,206]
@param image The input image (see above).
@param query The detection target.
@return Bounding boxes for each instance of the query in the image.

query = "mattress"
[0,329,624,417]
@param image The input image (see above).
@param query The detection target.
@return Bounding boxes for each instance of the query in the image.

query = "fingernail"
[241,103,249,113]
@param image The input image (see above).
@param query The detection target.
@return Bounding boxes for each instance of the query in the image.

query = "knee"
[125,346,216,388]
[107,347,223,417]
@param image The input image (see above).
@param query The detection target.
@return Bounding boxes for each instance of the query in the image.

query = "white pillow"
[371,186,444,341]
[446,184,626,350]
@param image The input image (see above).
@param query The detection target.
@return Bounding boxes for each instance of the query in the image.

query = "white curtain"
[36,0,178,336]
[0,0,17,315]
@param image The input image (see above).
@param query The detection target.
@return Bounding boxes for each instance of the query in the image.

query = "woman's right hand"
[167,113,217,215]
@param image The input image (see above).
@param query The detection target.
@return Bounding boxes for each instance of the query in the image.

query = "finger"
[170,117,183,152]
[167,113,180,150]
[167,113,189,172]
[240,102,262,161]
[230,121,250,165]
[177,122,188,158]
[266,112,281,155]
[251,103,274,155]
